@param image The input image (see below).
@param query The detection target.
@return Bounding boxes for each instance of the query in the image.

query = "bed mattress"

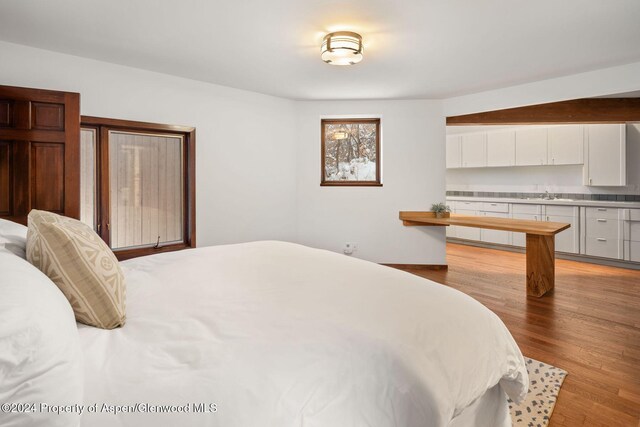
[77,241,527,427]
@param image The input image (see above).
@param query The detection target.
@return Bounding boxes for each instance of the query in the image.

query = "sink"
[523,197,573,202]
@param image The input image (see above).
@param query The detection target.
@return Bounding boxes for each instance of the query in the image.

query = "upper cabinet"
[515,128,548,166]
[583,124,626,186]
[446,135,462,168]
[446,124,628,186]
[487,130,515,167]
[548,125,584,165]
[460,133,487,168]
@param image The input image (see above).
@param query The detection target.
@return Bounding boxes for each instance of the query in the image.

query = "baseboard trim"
[382,263,449,271]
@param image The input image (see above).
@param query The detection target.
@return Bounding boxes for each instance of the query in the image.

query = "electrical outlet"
[343,242,357,255]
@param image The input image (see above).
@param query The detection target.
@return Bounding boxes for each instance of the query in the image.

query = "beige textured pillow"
[26,210,126,329]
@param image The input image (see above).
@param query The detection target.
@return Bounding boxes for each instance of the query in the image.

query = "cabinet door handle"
[547,216,549,221]
[534,215,538,220]
[597,238,607,242]
[597,219,607,222]
[589,178,593,185]
[597,208,607,211]
[490,203,497,206]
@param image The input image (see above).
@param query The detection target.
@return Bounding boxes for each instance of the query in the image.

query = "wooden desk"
[399,212,571,297]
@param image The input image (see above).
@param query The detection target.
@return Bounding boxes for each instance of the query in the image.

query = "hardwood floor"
[396,243,640,427]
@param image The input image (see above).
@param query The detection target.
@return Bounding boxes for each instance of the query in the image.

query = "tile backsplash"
[446,191,640,201]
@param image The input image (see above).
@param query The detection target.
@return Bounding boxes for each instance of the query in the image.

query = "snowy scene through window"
[321,118,381,186]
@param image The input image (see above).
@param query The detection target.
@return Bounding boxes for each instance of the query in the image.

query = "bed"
[1,219,528,427]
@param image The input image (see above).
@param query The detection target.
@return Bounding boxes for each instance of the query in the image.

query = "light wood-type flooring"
[395,243,640,427]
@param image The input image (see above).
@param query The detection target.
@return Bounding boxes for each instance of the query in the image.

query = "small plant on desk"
[431,203,451,218]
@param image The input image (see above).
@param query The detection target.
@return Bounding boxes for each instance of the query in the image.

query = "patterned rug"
[509,357,568,427]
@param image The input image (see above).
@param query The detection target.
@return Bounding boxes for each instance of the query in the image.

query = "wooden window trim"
[320,118,382,187]
[81,116,196,260]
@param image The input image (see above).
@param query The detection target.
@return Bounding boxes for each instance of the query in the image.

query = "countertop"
[400,212,569,235]
[446,196,640,209]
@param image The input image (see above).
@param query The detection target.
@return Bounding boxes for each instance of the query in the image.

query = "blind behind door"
[109,131,183,249]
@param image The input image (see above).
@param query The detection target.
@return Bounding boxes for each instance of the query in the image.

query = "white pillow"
[0,218,28,259]
[0,248,84,427]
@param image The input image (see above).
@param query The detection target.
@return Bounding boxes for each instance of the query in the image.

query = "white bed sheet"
[78,241,527,427]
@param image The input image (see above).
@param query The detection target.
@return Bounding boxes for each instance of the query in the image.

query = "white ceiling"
[1,0,639,100]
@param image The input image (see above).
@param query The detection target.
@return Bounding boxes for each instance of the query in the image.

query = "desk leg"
[526,234,555,297]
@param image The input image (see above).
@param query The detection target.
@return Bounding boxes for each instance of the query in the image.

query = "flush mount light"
[332,130,350,140]
[321,31,363,65]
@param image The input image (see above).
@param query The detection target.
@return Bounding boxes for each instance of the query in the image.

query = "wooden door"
[0,85,80,224]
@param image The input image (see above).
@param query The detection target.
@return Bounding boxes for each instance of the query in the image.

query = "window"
[321,118,381,186]
[80,117,195,260]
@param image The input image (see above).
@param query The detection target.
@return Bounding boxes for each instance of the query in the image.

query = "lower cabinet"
[450,202,482,241]
[455,208,481,241]
[583,207,623,259]
[625,241,640,262]
[446,199,638,263]
[480,210,510,245]
[511,204,542,248]
[624,209,640,262]
[512,205,579,253]
[545,206,579,254]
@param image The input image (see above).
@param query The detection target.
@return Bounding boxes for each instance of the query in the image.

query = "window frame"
[320,118,382,187]
[80,116,196,260]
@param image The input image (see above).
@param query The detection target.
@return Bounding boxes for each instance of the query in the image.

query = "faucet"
[542,190,555,200]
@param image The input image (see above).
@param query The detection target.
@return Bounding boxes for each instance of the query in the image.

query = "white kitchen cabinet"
[480,212,510,245]
[515,128,548,166]
[461,133,487,168]
[479,203,510,245]
[548,125,584,165]
[510,204,578,253]
[582,207,623,259]
[584,124,626,186]
[453,202,481,241]
[486,131,515,167]
[623,209,640,262]
[446,135,462,169]
[446,198,639,263]
[625,241,640,263]
[544,205,579,254]
[455,220,481,241]
[446,201,457,238]
[511,208,541,247]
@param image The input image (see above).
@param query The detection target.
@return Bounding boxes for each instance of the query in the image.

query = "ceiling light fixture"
[321,31,363,66]
[332,130,350,140]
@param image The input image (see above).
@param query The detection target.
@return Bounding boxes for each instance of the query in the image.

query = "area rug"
[508,357,568,427]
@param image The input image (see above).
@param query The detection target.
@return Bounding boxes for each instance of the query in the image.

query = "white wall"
[0,41,298,246]
[295,100,447,264]
[3,41,636,265]
[443,61,640,116]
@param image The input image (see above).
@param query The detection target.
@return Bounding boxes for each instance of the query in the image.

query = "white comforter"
[78,241,527,427]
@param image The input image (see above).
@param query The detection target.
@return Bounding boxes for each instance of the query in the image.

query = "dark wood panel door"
[0,85,80,224]
[0,141,10,214]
